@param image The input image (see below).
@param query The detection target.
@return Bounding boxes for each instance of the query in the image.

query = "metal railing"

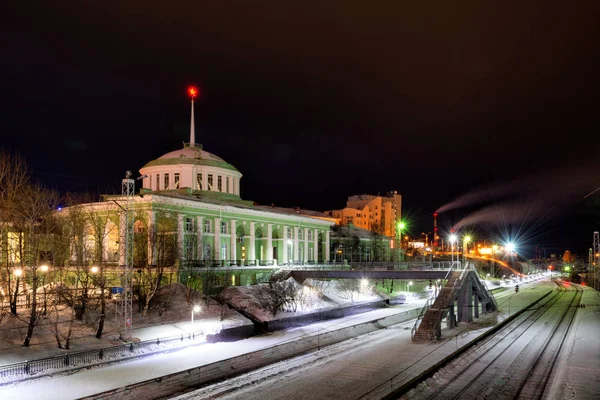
[0,330,205,382]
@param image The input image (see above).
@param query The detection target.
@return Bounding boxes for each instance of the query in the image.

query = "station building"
[101,99,335,270]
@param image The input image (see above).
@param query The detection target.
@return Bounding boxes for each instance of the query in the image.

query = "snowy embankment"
[79,308,420,400]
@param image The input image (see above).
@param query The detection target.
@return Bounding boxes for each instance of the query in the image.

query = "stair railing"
[410,289,437,339]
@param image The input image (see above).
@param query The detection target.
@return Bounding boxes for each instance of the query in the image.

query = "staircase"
[412,271,463,342]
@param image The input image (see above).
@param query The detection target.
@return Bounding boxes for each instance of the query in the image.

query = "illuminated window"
[208,174,213,190]
[174,173,180,188]
[134,220,146,233]
[164,174,170,190]
[196,173,202,190]
[218,176,222,192]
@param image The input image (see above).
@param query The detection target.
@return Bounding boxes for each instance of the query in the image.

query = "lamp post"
[450,233,457,266]
[463,235,471,266]
[421,232,431,247]
[397,221,406,262]
[40,265,49,316]
[505,242,517,274]
[191,305,201,326]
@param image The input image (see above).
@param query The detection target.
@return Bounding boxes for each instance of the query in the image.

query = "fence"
[0,330,204,382]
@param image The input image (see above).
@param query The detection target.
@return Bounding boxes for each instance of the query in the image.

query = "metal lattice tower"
[117,171,135,340]
[593,231,599,290]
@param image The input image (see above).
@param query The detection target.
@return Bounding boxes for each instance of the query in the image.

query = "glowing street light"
[450,233,457,264]
[397,221,406,262]
[191,305,201,326]
[463,235,471,266]
[408,280,413,294]
[505,242,516,253]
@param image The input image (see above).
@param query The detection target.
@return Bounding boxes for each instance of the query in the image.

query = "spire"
[188,86,199,146]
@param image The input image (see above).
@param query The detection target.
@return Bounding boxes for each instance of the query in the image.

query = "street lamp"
[450,234,457,265]
[408,280,413,294]
[397,221,406,262]
[39,265,49,316]
[421,232,431,247]
[463,235,471,266]
[191,305,201,326]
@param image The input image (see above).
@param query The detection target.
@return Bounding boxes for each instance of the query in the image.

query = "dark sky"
[2,1,600,258]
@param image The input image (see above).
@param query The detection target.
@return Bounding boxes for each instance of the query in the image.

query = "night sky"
[2,2,600,258]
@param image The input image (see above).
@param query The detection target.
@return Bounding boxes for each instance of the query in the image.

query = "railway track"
[401,282,583,400]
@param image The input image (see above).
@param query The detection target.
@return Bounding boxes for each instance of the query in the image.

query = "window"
[221,221,227,234]
[287,227,293,239]
[204,219,211,233]
[226,176,230,193]
[308,230,313,241]
[164,173,170,190]
[174,173,180,188]
[185,217,194,232]
[299,229,304,240]
[218,176,222,192]
[221,243,228,260]
[196,173,202,190]
[156,174,159,190]
[208,174,214,190]
[134,220,146,233]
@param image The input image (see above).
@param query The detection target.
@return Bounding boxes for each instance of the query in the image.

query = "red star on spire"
[188,86,199,99]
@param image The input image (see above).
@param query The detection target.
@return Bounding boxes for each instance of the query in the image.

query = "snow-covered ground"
[2,274,597,400]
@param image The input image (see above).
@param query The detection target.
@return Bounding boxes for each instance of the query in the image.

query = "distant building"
[324,192,402,237]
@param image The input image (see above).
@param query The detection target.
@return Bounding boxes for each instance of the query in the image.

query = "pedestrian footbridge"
[274,262,497,343]
[411,263,497,342]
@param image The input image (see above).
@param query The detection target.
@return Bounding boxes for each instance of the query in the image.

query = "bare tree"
[0,150,30,317]
[134,207,178,317]
[336,279,360,303]
[13,183,61,347]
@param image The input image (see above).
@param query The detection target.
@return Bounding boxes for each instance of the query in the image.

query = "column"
[325,230,331,261]
[267,224,273,262]
[249,222,256,264]
[230,220,237,264]
[313,229,319,262]
[214,218,221,263]
[293,227,299,262]
[196,216,204,261]
[282,225,288,264]
[147,210,157,265]
[177,214,185,263]
[303,228,309,262]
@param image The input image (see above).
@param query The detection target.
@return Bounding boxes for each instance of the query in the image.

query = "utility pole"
[594,232,599,290]
[117,171,135,340]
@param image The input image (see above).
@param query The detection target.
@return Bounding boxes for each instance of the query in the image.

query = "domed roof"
[158,146,225,162]
[141,144,240,172]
